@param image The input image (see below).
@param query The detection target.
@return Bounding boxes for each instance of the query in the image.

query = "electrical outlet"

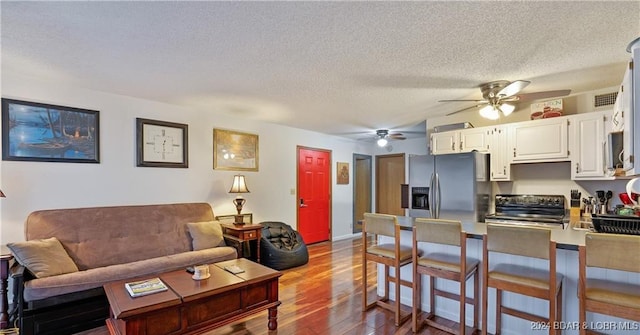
[290,188,295,195]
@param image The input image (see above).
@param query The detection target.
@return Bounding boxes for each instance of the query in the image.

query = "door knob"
[299,198,308,208]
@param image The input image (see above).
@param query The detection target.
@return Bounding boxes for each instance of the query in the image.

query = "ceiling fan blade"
[439,99,488,103]
[388,134,406,140]
[514,89,572,102]
[446,104,486,116]
[497,80,531,98]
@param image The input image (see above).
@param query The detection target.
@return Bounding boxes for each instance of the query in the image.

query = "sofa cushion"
[187,220,224,250]
[23,246,238,301]
[7,237,79,278]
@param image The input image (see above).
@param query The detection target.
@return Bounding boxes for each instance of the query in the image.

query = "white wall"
[0,72,374,244]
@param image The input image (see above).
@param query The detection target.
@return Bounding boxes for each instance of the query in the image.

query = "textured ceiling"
[1,1,639,139]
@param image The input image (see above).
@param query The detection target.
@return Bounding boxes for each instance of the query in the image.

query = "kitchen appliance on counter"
[485,194,567,229]
[407,152,490,222]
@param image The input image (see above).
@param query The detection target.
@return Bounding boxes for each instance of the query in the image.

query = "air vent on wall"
[594,92,618,108]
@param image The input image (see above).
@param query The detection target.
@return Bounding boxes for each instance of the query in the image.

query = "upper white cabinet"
[620,57,638,175]
[509,117,569,163]
[430,131,458,155]
[570,110,613,180]
[489,125,511,181]
[430,127,489,155]
[459,127,490,153]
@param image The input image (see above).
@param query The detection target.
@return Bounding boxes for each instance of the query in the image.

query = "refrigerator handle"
[435,172,441,218]
[429,172,440,219]
[429,173,436,218]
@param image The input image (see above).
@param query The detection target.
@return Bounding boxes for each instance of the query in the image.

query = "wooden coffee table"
[104,258,281,335]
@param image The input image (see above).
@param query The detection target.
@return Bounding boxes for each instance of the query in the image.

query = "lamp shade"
[479,105,500,120]
[229,175,250,193]
[377,138,388,147]
[500,103,515,116]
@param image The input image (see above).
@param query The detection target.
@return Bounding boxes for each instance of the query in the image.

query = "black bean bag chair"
[260,221,309,270]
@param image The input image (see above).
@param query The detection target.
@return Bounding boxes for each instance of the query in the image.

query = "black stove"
[485,194,567,228]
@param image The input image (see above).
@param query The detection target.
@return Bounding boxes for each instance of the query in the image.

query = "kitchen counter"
[396,215,589,250]
[379,214,632,335]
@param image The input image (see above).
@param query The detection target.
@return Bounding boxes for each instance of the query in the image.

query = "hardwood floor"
[77,237,462,335]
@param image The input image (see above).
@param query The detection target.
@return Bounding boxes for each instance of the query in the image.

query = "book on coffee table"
[224,265,245,274]
[125,277,168,298]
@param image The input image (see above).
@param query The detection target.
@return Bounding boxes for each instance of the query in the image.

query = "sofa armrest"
[9,263,26,326]
[223,234,243,258]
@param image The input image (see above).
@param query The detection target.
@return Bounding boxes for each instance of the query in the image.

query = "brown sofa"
[9,202,239,335]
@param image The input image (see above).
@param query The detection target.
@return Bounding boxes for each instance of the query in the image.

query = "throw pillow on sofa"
[187,220,224,250]
[7,237,79,278]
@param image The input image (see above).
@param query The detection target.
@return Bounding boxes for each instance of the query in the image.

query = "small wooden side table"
[221,223,263,263]
[0,246,13,330]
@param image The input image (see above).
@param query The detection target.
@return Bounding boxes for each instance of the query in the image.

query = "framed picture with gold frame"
[213,128,259,171]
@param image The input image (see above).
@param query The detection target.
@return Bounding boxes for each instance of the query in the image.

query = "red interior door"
[297,147,331,244]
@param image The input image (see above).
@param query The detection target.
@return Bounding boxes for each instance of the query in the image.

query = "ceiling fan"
[440,80,571,120]
[375,129,406,147]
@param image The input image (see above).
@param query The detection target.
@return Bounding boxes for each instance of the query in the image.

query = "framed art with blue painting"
[2,98,100,163]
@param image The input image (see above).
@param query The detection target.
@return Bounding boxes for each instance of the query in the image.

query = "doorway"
[297,146,332,244]
[352,154,372,234]
[375,153,406,215]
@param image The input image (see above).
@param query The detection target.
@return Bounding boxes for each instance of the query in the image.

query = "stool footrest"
[418,313,477,335]
[501,306,547,323]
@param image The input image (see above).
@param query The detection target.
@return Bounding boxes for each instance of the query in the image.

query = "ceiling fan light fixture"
[479,105,500,120]
[377,138,388,147]
[500,103,515,116]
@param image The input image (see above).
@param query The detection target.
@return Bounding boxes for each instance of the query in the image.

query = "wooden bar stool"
[362,213,414,326]
[482,224,563,335]
[578,232,640,335]
[412,218,479,334]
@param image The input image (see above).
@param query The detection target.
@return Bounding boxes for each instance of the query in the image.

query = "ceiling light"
[377,138,388,147]
[479,105,500,120]
[500,103,515,116]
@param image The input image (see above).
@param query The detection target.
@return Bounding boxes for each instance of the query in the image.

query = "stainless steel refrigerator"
[408,152,490,222]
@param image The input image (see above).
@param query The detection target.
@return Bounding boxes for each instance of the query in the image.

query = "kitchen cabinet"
[430,131,457,155]
[430,127,489,155]
[459,127,490,152]
[620,54,638,175]
[509,116,569,163]
[489,125,511,181]
[569,110,613,180]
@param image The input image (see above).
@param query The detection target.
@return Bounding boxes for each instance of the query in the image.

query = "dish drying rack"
[591,214,640,235]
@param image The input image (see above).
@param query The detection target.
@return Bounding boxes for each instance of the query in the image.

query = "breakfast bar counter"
[395,215,590,249]
[378,215,635,335]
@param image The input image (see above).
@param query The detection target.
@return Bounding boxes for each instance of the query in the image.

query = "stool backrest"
[585,232,640,272]
[414,218,462,246]
[363,213,397,237]
[486,224,551,260]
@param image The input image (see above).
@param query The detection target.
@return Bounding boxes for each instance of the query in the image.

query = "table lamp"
[229,175,250,225]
